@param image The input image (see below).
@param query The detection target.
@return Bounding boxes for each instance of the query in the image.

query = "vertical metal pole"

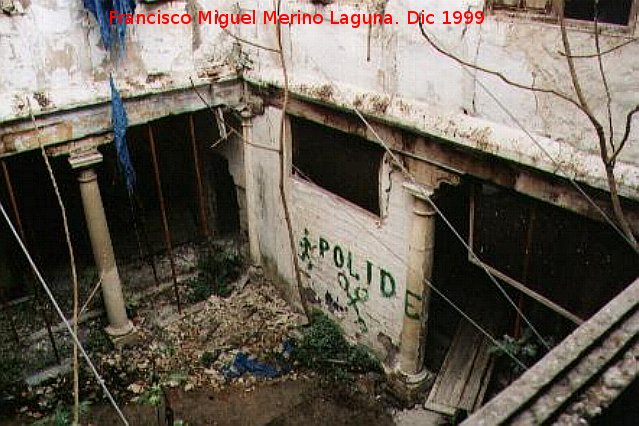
[147,125,182,313]
[188,114,209,239]
[2,160,61,361]
[514,203,537,338]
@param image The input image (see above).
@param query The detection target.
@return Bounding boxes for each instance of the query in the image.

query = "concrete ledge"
[462,277,639,425]
[247,75,639,202]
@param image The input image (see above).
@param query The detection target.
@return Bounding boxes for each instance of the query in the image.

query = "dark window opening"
[564,0,633,26]
[291,116,384,215]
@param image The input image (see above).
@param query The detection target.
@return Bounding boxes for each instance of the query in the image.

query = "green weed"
[293,311,381,380]
[186,243,243,302]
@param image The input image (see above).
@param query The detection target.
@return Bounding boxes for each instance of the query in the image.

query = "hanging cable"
[353,108,552,350]
[203,12,545,361]
[269,37,553,349]
[0,198,129,426]
[417,24,638,254]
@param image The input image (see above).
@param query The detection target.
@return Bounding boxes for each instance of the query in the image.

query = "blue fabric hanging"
[113,0,136,52]
[83,0,136,51]
[110,76,136,193]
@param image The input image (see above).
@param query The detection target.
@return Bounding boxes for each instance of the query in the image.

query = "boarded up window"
[291,116,383,215]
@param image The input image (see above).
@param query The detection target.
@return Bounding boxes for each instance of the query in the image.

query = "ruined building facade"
[1,0,638,406]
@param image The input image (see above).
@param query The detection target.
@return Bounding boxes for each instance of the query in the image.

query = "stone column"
[69,150,134,340]
[241,110,262,266]
[399,183,436,378]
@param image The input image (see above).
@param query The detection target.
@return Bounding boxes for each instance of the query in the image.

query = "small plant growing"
[489,327,552,375]
[138,383,163,407]
[187,243,243,302]
[52,406,70,426]
[200,350,219,368]
[32,401,91,426]
[125,297,140,318]
[293,311,381,380]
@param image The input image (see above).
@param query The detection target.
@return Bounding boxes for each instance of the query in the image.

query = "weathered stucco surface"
[1,0,638,360]
[249,106,412,356]
[242,0,639,197]
[0,0,236,122]
[1,0,637,191]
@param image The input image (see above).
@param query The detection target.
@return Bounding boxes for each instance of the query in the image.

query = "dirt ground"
[85,377,394,426]
[2,376,395,425]
[0,241,402,425]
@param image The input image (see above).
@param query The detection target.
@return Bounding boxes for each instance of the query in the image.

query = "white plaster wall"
[251,106,412,356]
[2,0,637,357]
[250,107,295,287]
[0,0,236,121]
[290,171,412,355]
[3,0,637,193]
[243,0,639,195]
[240,0,639,356]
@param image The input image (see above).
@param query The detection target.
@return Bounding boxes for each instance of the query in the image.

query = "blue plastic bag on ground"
[222,340,294,379]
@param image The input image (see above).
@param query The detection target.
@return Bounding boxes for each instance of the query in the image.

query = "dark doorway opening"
[423,178,639,406]
[208,153,240,236]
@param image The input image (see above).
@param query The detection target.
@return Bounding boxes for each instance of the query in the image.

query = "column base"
[388,368,435,405]
[105,320,138,347]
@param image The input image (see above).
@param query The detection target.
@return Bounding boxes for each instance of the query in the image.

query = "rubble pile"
[12,274,307,420]
[119,277,307,397]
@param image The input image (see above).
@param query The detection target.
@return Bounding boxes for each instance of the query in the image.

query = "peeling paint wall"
[239,0,639,359]
[0,0,236,122]
[242,0,639,198]
[2,0,637,192]
[2,0,638,361]
[291,171,412,356]
[249,106,412,359]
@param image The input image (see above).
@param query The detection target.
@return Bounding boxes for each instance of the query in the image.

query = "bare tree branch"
[274,0,311,320]
[417,13,638,251]
[593,14,615,152]
[558,9,638,249]
[558,37,637,59]
[610,104,639,164]
[417,20,585,112]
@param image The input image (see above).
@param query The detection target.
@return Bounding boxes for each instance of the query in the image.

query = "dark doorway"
[208,153,240,236]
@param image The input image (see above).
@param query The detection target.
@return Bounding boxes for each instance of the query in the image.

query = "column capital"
[69,149,103,170]
[403,182,434,200]
[403,182,437,217]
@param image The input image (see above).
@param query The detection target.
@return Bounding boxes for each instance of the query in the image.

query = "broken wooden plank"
[426,319,495,414]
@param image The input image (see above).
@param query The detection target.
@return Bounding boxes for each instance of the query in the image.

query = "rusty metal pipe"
[147,125,182,313]
[188,114,209,239]
[2,160,61,360]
